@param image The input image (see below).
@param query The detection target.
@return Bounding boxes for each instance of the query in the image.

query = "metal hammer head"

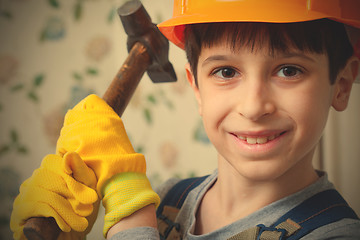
[118,0,177,83]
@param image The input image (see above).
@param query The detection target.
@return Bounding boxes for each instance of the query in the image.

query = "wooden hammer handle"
[23,217,59,240]
[22,42,151,240]
[103,41,151,116]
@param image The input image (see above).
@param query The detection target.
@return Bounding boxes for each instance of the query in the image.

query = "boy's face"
[186,42,343,182]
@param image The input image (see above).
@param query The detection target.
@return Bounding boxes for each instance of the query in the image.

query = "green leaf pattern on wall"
[0,130,28,157]
[48,0,60,9]
[10,74,45,103]
[0,1,214,238]
[40,17,66,42]
[142,89,174,125]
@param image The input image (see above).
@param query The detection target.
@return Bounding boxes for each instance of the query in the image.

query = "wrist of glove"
[10,152,99,240]
[102,172,160,237]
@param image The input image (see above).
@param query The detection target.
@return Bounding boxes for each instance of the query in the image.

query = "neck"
[194,151,319,235]
[214,153,319,218]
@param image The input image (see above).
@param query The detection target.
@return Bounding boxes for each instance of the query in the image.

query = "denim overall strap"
[157,176,209,240]
[227,189,359,240]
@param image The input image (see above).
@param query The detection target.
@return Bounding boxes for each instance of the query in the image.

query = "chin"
[234,160,293,182]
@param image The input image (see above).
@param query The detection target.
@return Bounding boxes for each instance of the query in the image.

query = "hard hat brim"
[158,0,360,49]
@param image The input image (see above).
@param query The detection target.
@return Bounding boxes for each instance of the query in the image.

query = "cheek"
[200,90,230,135]
[200,95,222,126]
[282,87,331,137]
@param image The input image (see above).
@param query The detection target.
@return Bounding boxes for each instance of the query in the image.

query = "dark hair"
[184,19,353,85]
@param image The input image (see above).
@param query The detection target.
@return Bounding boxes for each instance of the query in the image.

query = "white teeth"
[237,133,281,145]
[246,137,257,144]
[256,137,268,144]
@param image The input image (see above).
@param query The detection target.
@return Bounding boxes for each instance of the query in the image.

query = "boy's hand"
[11,94,159,238]
[55,94,159,237]
[10,152,99,240]
[55,94,148,195]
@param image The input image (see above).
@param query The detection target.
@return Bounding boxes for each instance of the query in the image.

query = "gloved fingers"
[28,168,72,199]
[40,154,98,205]
[59,197,101,240]
[67,198,95,216]
[40,153,63,171]
[65,177,98,207]
[21,178,95,218]
[11,199,72,233]
[62,152,97,189]
[30,165,97,207]
[11,226,26,240]
[15,181,91,231]
[11,187,100,240]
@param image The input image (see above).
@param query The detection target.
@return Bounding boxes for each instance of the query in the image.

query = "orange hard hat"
[158,0,360,48]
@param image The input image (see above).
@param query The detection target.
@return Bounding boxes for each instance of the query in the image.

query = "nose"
[236,80,276,121]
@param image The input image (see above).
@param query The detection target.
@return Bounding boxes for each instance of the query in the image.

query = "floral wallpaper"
[0,0,215,238]
[1,0,360,239]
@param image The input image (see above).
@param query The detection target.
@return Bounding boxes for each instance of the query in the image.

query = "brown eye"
[282,67,298,77]
[276,65,303,79]
[214,67,238,79]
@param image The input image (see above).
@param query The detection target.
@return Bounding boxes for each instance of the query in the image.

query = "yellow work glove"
[10,151,99,240]
[55,94,160,237]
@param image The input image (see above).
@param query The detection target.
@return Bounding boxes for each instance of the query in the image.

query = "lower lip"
[230,132,287,154]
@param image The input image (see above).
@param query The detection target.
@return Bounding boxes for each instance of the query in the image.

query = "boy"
[11,0,360,239]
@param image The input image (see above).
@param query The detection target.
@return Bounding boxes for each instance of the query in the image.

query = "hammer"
[22,1,176,239]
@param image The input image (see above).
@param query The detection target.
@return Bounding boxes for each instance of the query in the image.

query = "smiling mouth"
[235,132,286,145]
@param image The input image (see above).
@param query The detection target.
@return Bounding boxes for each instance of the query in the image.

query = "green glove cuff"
[102,172,160,237]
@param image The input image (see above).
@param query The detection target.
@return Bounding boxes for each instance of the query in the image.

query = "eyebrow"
[201,55,233,67]
[277,53,317,62]
[201,52,317,67]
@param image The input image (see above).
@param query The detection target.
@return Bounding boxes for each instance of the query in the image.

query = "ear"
[185,63,202,116]
[332,55,360,111]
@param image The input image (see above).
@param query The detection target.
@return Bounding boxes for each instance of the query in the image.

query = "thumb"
[63,152,97,189]
[62,152,98,204]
